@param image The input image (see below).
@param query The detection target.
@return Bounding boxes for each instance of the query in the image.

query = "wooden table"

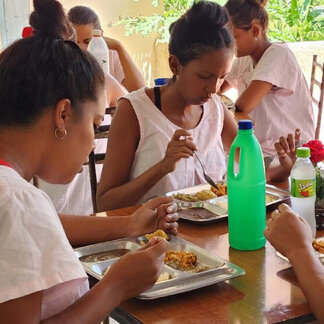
[93,187,322,324]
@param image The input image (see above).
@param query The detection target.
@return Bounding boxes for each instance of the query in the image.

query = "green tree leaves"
[116,0,324,43]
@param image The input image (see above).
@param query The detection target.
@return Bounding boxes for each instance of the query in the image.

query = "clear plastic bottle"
[87,29,109,75]
[227,120,266,250]
[290,147,316,237]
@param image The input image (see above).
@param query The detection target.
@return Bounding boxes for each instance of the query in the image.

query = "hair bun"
[247,0,268,8]
[30,0,73,39]
[186,1,228,29]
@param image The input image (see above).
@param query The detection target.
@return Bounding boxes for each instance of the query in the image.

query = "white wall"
[0,0,30,50]
[59,0,162,85]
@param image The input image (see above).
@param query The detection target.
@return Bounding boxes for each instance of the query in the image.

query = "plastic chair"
[310,55,324,139]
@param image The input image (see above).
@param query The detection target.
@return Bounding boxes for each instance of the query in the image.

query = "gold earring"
[54,127,67,140]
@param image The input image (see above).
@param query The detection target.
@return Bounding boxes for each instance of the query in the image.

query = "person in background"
[68,5,146,92]
[0,0,178,322]
[96,1,238,211]
[30,2,125,215]
[219,0,315,157]
[265,203,324,323]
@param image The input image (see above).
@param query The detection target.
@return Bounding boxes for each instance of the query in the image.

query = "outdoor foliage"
[267,0,324,41]
[116,0,225,43]
[116,0,324,43]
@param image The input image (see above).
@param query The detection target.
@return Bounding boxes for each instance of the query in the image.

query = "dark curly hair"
[169,1,233,66]
[0,0,105,127]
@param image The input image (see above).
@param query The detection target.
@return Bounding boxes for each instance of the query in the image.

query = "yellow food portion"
[173,189,216,202]
[266,194,278,204]
[313,240,324,254]
[157,272,172,283]
[164,250,197,271]
[210,184,227,196]
[145,229,169,241]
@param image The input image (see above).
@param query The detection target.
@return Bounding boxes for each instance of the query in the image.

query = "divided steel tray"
[166,183,290,223]
[75,235,245,300]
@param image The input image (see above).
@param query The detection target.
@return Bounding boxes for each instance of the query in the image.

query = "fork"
[193,151,219,189]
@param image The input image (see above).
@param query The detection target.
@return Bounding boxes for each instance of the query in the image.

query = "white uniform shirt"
[124,88,227,203]
[226,42,315,155]
[0,166,88,320]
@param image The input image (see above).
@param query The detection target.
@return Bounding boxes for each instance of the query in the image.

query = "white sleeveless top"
[123,87,227,202]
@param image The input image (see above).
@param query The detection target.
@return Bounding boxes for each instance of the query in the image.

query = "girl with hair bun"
[0,0,178,321]
[97,1,238,211]
[220,0,315,157]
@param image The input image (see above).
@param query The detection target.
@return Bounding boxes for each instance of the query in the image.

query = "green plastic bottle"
[227,120,266,250]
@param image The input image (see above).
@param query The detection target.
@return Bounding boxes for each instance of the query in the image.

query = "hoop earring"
[54,127,67,140]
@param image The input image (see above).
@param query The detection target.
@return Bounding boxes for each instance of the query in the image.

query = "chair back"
[310,55,324,139]
[88,107,115,213]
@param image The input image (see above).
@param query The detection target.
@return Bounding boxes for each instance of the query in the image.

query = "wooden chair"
[310,55,324,139]
[88,107,115,213]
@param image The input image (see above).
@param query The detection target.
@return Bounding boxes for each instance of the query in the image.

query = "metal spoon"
[193,151,219,189]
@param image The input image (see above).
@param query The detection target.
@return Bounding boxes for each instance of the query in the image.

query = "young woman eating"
[97,1,238,211]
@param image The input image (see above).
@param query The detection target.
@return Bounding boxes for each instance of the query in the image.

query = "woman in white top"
[68,5,146,93]
[220,0,315,156]
[0,0,178,322]
[97,1,238,211]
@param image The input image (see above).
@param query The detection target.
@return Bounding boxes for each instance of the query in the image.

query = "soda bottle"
[227,120,266,250]
[88,29,109,74]
[290,147,316,237]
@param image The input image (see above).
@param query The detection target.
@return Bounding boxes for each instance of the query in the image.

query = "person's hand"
[160,129,198,174]
[104,236,169,302]
[103,36,121,51]
[130,196,179,236]
[264,203,313,260]
[274,129,301,176]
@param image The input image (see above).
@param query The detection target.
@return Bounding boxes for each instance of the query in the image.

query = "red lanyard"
[0,159,12,168]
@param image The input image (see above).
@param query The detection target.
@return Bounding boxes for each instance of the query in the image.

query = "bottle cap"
[92,29,102,36]
[154,77,169,86]
[22,26,33,38]
[296,147,310,158]
[238,120,253,130]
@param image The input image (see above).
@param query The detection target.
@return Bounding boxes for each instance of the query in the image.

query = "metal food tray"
[166,183,290,223]
[74,235,245,300]
[276,236,324,265]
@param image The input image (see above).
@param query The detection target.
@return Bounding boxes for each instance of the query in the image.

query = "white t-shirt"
[0,166,88,320]
[124,88,227,203]
[226,42,315,155]
[109,49,124,85]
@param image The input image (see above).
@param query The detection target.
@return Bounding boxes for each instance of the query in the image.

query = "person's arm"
[104,73,126,108]
[60,197,179,247]
[96,98,197,211]
[235,80,273,114]
[0,237,169,324]
[265,204,324,323]
[104,37,145,92]
[220,103,238,154]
